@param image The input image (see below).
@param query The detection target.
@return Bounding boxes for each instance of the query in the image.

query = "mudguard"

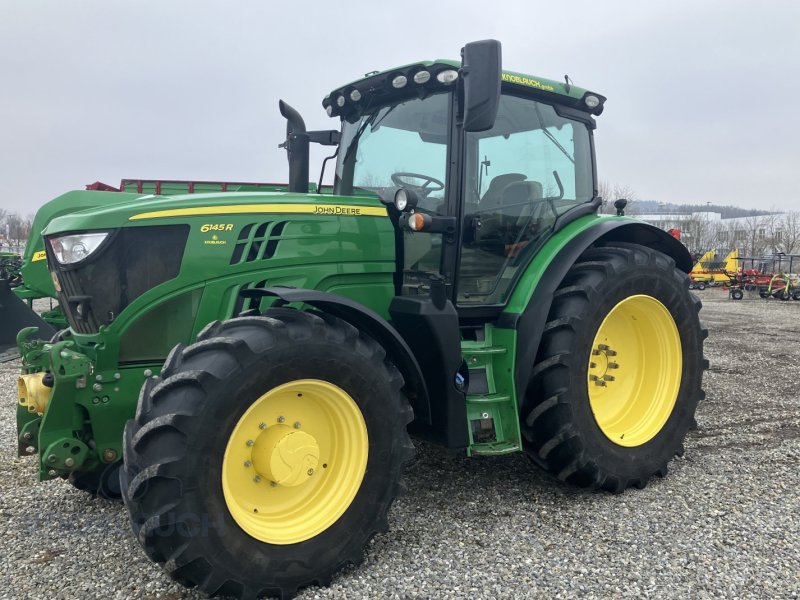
[240,286,432,424]
[499,219,693,402]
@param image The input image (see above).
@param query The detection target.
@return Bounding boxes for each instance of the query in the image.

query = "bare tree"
[780,212,800,254]
[741,214,768,257]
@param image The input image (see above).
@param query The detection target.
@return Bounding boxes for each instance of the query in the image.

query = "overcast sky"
[1,0,798,214]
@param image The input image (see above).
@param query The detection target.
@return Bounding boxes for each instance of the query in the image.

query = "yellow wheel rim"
[221,379,368,545]
[587,295,682,447]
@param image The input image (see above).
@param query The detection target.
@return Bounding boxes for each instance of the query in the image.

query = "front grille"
[49,225,189,334]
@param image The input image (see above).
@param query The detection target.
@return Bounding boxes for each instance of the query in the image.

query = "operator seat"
[478,173,527,211]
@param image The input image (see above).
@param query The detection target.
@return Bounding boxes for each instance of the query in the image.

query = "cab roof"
[323,59,605,120]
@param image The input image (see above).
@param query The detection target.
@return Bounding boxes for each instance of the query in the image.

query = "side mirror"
[460,39,502,132]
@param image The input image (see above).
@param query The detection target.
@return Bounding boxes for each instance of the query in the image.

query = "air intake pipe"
[279,100,309,193]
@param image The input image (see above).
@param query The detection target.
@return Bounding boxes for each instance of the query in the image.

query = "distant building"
[635,210,792,256]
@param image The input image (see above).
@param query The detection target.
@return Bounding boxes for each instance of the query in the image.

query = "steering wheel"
[391,171,445,196]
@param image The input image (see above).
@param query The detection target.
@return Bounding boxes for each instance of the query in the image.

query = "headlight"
[49,232,109,264]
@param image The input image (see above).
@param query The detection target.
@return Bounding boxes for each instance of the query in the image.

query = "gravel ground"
[0,289,798,599]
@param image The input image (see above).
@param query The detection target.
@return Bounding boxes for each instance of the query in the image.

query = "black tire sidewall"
[155,337,406,581]
[561,256,703,479]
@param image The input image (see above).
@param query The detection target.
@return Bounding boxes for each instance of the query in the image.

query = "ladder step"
[461,346,507,356]
[466,393,512,405]
[471,441,521,455]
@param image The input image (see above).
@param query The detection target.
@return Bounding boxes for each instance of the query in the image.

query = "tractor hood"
[42,191,388,235]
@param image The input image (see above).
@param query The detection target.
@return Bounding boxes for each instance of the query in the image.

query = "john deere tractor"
[15,40,706,598]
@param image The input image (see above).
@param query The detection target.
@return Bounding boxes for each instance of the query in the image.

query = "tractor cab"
[319,41,604,312]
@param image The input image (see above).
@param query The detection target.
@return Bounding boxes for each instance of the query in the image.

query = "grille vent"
[230,221,287,265]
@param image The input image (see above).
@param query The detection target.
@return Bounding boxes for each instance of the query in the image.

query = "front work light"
[49,232,109,265]
[391,75,408,89]
[436,70,459,84]
[413,70,431,84]
[393,188,419,212]
[584,95,601,109]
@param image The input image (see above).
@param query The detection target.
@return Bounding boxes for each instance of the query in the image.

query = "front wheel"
[121,310,414,599]
[730,288,744,301]
[521,242,707,492]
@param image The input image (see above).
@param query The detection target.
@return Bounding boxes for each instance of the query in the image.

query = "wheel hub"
[251,425,319,487]
[589,344,619,387]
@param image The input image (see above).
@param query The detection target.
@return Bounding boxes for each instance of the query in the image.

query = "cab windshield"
[334,93,450,211]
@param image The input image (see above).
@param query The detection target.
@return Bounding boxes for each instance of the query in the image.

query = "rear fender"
[499,219,692,401]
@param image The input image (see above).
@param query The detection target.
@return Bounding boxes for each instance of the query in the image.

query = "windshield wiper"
[342,104,398,166]
[533,104,574,164]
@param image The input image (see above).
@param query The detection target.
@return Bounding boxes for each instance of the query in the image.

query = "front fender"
[241,286,432,425]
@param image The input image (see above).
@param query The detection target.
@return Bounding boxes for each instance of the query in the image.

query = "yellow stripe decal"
[31,250,47,262]
[129,203,388,221]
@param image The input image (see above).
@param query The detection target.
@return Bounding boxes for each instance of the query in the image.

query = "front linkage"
[16,327,151,495]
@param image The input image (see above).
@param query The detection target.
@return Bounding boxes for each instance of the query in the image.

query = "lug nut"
[589,362,596,368]
[294,421,301,429]
[246,439,254,447]
[259,422,267,430]
[270,481,277,487]
[607,362,619,369]
[594,380,607,387]
[244,460,252,468]
[603,375,615,382]
[253,475,261,483]
[307,468,314,476]
[277,416,285,424]
[589,375,598,381]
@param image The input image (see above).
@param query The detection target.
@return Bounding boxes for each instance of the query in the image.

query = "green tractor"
[15,40,706,598]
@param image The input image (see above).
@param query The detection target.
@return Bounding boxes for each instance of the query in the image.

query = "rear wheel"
[521,243,707,492]
[121,310,414,599]
[696,281,707,290]
[730,288,744,301]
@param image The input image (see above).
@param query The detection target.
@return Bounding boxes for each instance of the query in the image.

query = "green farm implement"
[13,40,706,598]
